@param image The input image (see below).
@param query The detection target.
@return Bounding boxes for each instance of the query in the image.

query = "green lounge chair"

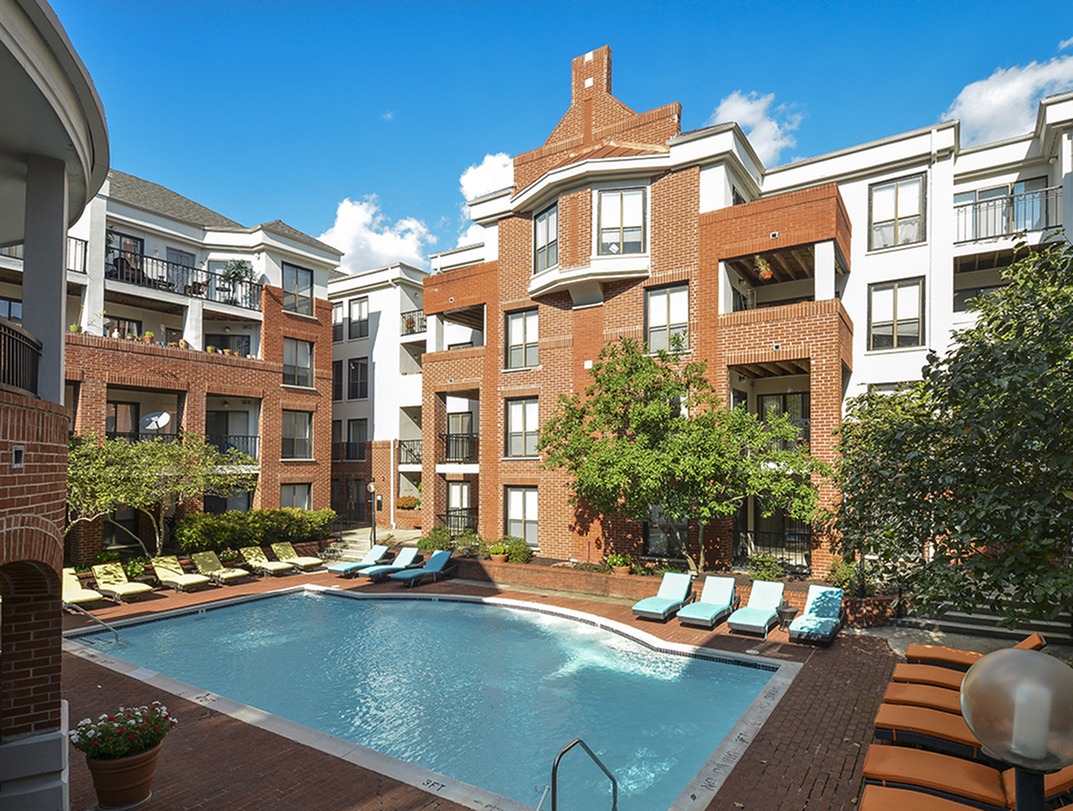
[389,550,454,588]
[727,579,784,638]
[191,551,251,585]
[326,544,390,577]
[240,546,294,576]
[359,546,421,581]
[62,567,104,607]
[788,584,844,644]
[90,562,154,602]
[677,575,737,629]
[151,556,213,592]
[270,542,323,571]
[632,572,693,621]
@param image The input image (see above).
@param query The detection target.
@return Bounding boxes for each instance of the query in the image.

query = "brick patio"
[63,571,895,810]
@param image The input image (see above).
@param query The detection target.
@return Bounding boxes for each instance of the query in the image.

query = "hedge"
[175,508,336,553]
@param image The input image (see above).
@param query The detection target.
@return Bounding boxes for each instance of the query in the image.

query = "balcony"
[331,442,366,462]
[105,430,177,442]
[955,185,1062,243]
[733,528,811,573]
[401,309,427,335]
[399,439,422,465]
[208,434,259,461]
[0,317,41,395]
[0,236,88,273]
[106,251,263,311]
[439,507,478,535]
[443,433,478,464]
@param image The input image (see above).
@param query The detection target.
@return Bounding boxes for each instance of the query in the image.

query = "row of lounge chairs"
[862,632,1060,810]
[629,573,844,644]
[326,544,455,588]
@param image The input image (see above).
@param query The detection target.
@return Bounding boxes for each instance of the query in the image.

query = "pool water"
[74,591,774,810]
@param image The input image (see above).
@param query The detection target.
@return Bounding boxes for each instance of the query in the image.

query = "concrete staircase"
[894,607,1073,645]
[324,526,424,561]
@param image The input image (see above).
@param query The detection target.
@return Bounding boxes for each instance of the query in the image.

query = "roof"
[108,170,243,229]
[548,141,667,173]
[259,219,342,257]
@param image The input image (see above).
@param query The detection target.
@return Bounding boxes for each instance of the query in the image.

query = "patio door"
[166,247,194,290]
[447,481,471,534]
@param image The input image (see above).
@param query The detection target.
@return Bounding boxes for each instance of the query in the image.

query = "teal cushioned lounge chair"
[677,575,737,629]
[727,579,784,638]
[359,546,421,581]
[327,544,390,577]
[632,572,693,621]
[389,549,454,588]
[788,584,844,644]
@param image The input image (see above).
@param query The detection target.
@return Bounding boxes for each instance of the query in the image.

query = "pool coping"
[63,584,803,811]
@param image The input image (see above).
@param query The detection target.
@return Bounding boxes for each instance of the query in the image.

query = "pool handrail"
[550,737,618,810]
[64,601,120,643]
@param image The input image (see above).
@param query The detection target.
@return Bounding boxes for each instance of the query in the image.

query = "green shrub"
[175,508,336,552]
[828,555,876,596]
[124,556,149,580]
[747,553,786,582]
[417,525,455,552]
[606,553,632,568]
[94,549,120,563]
[453,528,483,557]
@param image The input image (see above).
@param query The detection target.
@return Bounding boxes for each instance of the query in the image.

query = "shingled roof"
[259,219,342,257]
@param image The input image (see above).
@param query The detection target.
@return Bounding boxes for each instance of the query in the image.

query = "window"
[534,204,558,273]
[105,317,142,339]
[506,309,538,369]
[0,296,22,323]
[506,486,538,547]
[280,483,311,510]
[598,188,645,255]
[646,284,688,352]
[205,333,250,356]
[282,263,313,315]
[954,177,1049,241]
[348,357,368,399]
[446,412,475,462]
[645,505,687,558]
[332,303,343,341]
[281,410,312,458]
[349,297,369,339]
[332,360,342,400]
[347,418,367,460]
[282,338,313,387]
[332,419,342,459]
[506,398,539,458]
[109,232,144,280]
[870,174,924,250]
[759,392,811,449]
[105,401,139,439]
[869,278,924,350]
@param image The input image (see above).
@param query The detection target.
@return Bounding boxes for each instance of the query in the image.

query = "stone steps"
[894,608,1073,645]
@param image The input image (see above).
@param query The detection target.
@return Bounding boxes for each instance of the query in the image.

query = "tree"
[835,240,1073,623]
[539,338,828,572]
[67,431,259,556]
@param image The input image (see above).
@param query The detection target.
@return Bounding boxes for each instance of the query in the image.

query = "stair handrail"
[550,737,618,810]
[64,602,120,643]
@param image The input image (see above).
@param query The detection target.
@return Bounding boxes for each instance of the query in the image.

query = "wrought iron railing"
[399,438,422,464]
[401,309,427,335]
[439,507,478,535]
[0,317,41,395]
[733,529,812,573]
[443,432,478,463]
[955,185,1062,243]
[106,250,263,311]
[105,430,178,442]
[0,236,88,273]
[207,434,259,460]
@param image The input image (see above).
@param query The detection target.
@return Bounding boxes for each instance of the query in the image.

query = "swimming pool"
[66,588,799,810]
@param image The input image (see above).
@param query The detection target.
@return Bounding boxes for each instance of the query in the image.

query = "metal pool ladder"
[543,737,618,810]
[64,603,121,643]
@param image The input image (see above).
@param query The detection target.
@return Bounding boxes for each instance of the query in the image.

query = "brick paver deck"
[63,570,895,810]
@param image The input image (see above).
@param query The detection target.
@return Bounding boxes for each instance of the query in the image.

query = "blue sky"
[51,1,1073,273]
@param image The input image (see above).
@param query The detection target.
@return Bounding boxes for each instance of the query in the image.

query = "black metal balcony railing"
[106,250,263,311]
[443,433,478,463]
[399,438,422,464]
[401,309,427,335]
[0,317,41,395]
[207,434,259,461]
[955,185,1062,243]
[439,507,478,535]
[331,442,366,461]
[732,529,812,573]
[0,237,88,273]
[106,430,178,442]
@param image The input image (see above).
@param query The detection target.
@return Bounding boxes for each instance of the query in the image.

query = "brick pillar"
[808,340,844,577]
[421,393,447,531]
[73,378,106,435]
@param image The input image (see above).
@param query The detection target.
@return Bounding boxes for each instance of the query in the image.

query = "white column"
[82,192,108,334]
[814,240,836,301]
[1062,131,1072,235]
[22,155,69,405]
[183,298,204,349]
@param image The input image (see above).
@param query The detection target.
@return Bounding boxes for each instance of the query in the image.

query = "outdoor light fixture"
[961,648,1073,809]
[366,481,377,546]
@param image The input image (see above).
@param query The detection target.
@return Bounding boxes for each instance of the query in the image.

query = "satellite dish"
[141,411,171,432]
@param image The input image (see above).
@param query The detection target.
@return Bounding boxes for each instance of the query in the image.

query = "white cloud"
[943,54,1073,145]
[1060,36,1073,51]
[318,196,435,274]
[381,111,395,122]
[708,90,801,166]
[459,152,513,201]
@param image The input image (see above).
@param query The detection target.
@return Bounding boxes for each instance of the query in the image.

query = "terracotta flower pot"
[86,742,162,809]
[490,553,508,564]
[611,565,631,576]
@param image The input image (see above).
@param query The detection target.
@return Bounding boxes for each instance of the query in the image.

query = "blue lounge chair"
[632,572,693,621]
[677,575,737,629]
[359,546,421,581]
[389,550,454,588]
[326,544,390,577]
[788,584,844,644]
[727,579,784,638]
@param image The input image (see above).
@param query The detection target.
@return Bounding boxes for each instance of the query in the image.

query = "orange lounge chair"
[882,682,962,715]
[905,632,1046,671]
[863,743,1073,810]
[873,703,991,762]
[891,662,965,690]
[860,784,994,811]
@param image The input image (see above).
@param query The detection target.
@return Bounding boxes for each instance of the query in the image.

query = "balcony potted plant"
[219,259,252,305]
[142,330,154,345]
[70,701,178,808]
[606,553,632,575]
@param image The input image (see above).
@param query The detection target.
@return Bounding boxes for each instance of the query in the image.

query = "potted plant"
[205,345,216,353]
[70,701,178,808]
[142,330,154,345]
[219,259,252,305]
[178,338,189,350]
[488,543,509,564]
[68,323,82,334]
[606,553,632,575]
